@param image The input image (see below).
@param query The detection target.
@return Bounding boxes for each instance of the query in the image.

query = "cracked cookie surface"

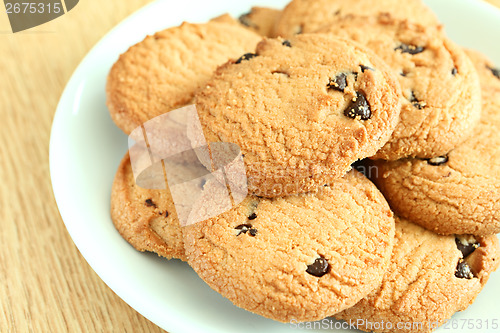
[336,217,500,333]
[318,14,482,160]
[195,34,401,197]
[183,171,395,322]
[106,21,261,134]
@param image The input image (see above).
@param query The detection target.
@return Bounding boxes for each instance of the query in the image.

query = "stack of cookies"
[106,1,500,332]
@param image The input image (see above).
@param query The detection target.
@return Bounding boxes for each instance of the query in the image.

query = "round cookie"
[272,0,438,38]
[371,90,500,235]
[238,7,282,37]
[336,216,500,333]
[106,21,262,134]
[318,14,482,160]
[195,34,401,197]
[183,170,395,322]
[111,152,208,260]
[464,49,500,93]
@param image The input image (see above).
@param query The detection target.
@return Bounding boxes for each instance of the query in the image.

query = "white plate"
[50,0,500,332]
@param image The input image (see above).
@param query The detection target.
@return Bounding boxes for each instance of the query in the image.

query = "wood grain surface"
[0,1,165,332]
[1,0,499,332]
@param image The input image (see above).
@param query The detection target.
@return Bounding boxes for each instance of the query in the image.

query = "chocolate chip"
[360,65,374,72]
[455,237,479,258]
[235,53,258,64]
[488,66,500,80]
[409,91,426,109]
[455,260,474,279]
[235,224,252,236]
[282,40,292,47]
[235,224,257,236]
[451,67,458,76]
[238,13,256,29]
[344,92,371,120]
[145,199,156,208]
[395,43,425,55]
[165,211,169,217]
[248,213,257,220]
[306,257,330,277]
[327,73,347,92]
[427,155,448,166]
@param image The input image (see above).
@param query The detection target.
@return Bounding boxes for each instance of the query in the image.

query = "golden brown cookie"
[273,0,438,38]
[183,171,395,322]
[106,21,261,134]
[336,216,500,333]
[318,14,482,160]
[238,7,282,37]
[195,34,401,197]
[371,88,500,235]
[111,152,208,260]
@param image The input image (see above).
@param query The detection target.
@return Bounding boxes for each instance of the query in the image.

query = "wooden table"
[1,1,164,331]
[1,0,499,332]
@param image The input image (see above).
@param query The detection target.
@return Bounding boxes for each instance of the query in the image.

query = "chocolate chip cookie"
[195,34,401,197]
[183,171,395,322]
[111,153,186,260]
[273,0,438,38]
[336,216,500,333]
[318,14,482,160]
[111,150,211,260]
[106,21,261,134]
[371,87,500,235]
